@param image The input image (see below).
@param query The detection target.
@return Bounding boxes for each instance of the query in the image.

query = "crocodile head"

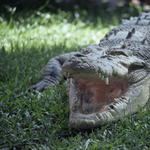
[62,41,150,129]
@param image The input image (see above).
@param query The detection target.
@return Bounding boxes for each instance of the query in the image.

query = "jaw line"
[68,75,150,129]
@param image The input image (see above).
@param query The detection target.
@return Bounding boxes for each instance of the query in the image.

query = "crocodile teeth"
[114,98,120,102]
[105,77,109,85]
[72,79,76,85]
[67,72,70,77]
[99,73,101,78]
[102,75,104,80]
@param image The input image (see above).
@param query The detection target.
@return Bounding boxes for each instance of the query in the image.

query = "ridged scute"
[122,12,150,25]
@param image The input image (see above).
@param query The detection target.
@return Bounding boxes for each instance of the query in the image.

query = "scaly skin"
[29,12,150,129]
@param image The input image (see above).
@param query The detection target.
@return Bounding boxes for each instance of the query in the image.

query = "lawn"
[0,3,150,150]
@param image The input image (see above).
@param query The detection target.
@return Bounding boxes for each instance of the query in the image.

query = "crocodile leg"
[28,52,77,91]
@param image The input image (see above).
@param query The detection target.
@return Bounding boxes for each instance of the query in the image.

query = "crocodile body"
[29,12,150,129]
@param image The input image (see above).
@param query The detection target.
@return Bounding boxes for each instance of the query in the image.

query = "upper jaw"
[62,52,145,81]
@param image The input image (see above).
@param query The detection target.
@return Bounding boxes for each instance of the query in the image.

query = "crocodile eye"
[109,51,128,57]
[74,53,85,57]
[81,49,92,55]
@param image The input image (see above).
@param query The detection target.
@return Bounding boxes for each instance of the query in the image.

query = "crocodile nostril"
[74,53,85,57]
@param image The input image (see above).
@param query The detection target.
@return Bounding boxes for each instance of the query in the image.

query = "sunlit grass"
[0,11,111,53]
[1,5,150,150]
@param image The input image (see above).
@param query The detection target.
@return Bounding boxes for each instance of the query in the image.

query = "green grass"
[0,4,150,150]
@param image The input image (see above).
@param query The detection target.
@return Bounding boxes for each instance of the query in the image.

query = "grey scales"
[29,12,150,129]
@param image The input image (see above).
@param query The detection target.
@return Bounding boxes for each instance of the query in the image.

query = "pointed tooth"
[72,79,76,85]
[99,73,101,78]
[109,108,118,116]
[119,97,122,101]
[114,98,119,102]
[94,116,100,121]
[67,72,70,77]
[102,75,104,80]
[105,77,109,85]
[97,113,104,121]
[96,71,98,75]
[121,96,125,99]
[102,113,109,121]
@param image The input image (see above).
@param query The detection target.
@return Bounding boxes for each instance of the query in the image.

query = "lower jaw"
[69,94,130,129]
[69,77,150,129]
[68,77,132,128]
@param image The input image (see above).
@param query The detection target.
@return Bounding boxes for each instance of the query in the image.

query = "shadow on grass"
[0,2,141,29]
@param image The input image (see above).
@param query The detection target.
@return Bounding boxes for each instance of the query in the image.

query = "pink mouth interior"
[77,78,128,114]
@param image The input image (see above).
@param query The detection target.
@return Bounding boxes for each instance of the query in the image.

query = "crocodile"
[29,12,150,129]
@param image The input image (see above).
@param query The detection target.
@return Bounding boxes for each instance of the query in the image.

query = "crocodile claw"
[27,80,51,92]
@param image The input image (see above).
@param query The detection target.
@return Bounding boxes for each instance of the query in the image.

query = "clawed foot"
[27,80,52,92]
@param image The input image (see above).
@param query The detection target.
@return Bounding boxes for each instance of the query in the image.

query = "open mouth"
[68,71,149,129]
[62,45,150,129]
[77,77,128,115]
[68,75,131,129]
